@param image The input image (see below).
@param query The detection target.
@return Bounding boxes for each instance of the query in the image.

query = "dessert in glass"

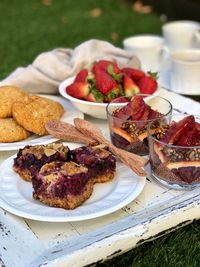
[148,114,200,190]
[106,95,172,156]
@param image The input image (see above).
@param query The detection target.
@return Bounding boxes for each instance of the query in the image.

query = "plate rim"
[0,154,146,222]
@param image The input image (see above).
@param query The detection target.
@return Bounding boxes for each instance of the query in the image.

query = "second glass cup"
[148,113,200,190]
[106,94,172,156]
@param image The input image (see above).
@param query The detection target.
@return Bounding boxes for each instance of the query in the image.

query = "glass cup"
[106,94,172,156]
[148,114,200,190]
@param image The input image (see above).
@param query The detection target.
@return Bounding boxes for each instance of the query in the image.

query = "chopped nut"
[44,148,56,157]
[52,143,63,150]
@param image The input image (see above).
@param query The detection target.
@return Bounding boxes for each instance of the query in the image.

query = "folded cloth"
[0,39,140,94]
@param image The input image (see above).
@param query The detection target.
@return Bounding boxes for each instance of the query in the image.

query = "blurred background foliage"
[0,0,162,78]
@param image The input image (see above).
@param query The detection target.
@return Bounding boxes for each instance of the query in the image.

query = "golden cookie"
[12,95,64,136]
[0,118,31,142]
[0,85,28,118]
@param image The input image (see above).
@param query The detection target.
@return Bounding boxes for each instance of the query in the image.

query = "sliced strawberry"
[121,67,145,81]
[86,88,104,102]
[176,127,199,146]
[92,60,121,75]
[196,122,200,132]
[74,69,88,83]
[111,96,129,103]
[140,105,151,121]
[123,75,140,97]
[148,108,161,120]
[161,115,195,144]
[66,82,90,99]
[137,72,158,94]
[94,70,119,96]
[113,101,133,120]
[131,95,146,120]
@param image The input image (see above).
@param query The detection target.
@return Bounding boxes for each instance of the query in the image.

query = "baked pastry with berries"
[13,143,70,181]
[71,144,116,183]
[32,161,93,209]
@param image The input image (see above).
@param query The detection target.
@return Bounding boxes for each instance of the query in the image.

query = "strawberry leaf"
[108,64,123,82]
[147,71,158,80]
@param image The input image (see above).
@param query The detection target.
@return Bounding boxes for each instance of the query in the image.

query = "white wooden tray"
[0,88,200,267]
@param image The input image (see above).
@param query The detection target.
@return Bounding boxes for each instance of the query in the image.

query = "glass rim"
[148,114,200,149]
[106,94,173,124]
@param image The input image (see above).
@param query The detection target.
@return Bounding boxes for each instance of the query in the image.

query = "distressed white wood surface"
[0,88,200,267]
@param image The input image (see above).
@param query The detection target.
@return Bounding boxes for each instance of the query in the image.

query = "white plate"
[0,95,84,151]
[59,77,109,119]
[0,154,146,222]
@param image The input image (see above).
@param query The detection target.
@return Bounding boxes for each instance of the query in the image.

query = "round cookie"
[12,95,64,136]
[0,85,28,118]
[0,118,31,142]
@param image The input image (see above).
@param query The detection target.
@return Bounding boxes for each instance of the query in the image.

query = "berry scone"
[13,143,70,181]
[32,161,94,209]
[71,144,116,183]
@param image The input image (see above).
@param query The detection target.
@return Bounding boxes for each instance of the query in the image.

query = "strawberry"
[86,93,97,102]
[106,87,121,102]
[113,101,133,120]
[176,127,199,146]
[94,70,119,96]
[74,69,88,83]
[148,108,161,120]
[121,67,145,81]
[130,95,146,120]
[137,72,158,94]
[66,82,90,99]
[161,115,195,144]
[111,96,129,103]
[123,75,140,97]
[92,60,121,75]
[86,88,104,102]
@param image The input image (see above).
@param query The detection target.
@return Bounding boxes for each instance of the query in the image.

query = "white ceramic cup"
[123,35,166,72]
[170,49,200,95]
[162,20,200,51]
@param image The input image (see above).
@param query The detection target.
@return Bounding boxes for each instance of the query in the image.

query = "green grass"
[0,1,199,266]
[0,0,161,79]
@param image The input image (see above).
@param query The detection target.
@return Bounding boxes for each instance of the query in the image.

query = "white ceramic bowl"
[59,76,159,119]
[59,77,111,119]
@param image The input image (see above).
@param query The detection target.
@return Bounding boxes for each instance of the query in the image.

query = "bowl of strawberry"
[148,114,200,190]
[106,95,172,156]
[59,60,158,119]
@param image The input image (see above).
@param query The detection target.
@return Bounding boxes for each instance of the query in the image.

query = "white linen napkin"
[0,39,140,94]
